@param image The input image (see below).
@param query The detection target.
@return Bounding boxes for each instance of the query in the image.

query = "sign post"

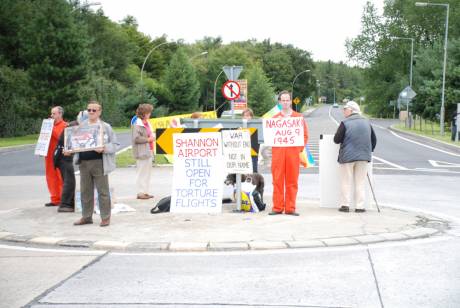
[399,86,417,128]
[222,66,243,119]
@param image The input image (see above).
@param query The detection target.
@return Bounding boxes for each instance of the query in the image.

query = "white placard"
[34,119,54,156]
[319,134,371,209]
[222,130,252,174]
[171,132,224,213]
[262,117,305,147]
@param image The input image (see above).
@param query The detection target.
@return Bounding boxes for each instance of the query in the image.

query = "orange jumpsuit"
[271,111,308,214]
[45,120,67,204]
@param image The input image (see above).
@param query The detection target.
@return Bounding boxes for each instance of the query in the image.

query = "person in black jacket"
[53,120,78,212]
[334,101,377,213]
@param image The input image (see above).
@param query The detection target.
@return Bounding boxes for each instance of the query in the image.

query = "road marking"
[389,130,460,157]
[0,244,104,254]
[0,208,19,215]
[116,145,132,154]
[428,160,460,168]
[328,106,339,126]
[373,156,408,170]
[329,106,407,171]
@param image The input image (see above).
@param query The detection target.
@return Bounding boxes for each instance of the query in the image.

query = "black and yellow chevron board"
[156,128,259,157]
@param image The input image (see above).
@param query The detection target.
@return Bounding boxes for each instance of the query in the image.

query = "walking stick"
[367,173,381,213]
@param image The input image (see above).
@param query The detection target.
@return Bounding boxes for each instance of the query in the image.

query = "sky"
[94,0,384,63]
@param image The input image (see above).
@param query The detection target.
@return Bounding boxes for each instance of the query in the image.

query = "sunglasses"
[87,108,99,113]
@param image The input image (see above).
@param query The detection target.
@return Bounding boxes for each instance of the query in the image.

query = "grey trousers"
[79,159,111,220]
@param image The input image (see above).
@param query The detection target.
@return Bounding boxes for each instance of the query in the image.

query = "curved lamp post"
[213,70,224,112]
[291,69,310,111]
[291,69,311,98]
[390,36,414,87]
[140,41,172,84]
[415,2,449,135]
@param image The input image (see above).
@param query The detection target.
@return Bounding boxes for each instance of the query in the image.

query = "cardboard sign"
[34,119,54,156]
[262,117,305,147]
[222,130,252,173]
[64,123,104,153]
[171,132,224,213]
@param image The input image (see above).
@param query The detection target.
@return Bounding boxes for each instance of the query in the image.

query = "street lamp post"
[189,51,208,61]
[140,41,172,84]
[291,70,310,111]
[390,36,414,87]
[291,69,311,99]
[213,70,224,112]
[415,2,449,135]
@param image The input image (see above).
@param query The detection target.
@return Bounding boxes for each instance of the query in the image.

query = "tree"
[246,64,276,116]
[17,0,90,117]
[163,48,200,114]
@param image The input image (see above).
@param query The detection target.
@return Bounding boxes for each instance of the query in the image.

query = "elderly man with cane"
[334,101,377,213]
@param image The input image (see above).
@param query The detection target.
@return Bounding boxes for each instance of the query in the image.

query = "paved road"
[3,170,460,308]
[2,107,460,307]
[0,132,132,176]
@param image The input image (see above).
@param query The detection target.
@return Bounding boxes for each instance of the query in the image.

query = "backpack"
[150,196,171,214]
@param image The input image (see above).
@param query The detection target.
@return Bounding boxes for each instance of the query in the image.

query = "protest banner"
[222,130,252,173]
[262,117,305,147]
[34,119,54,156]
[64,123,104,153]
[171,132,224,213]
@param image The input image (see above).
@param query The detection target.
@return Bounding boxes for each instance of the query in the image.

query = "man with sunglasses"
[72,101,119,227]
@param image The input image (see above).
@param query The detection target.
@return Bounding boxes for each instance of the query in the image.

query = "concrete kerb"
[0,224,444,253]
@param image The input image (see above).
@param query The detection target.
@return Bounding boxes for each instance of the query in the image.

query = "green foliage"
[246,64,276,116]
[17,0,91,117]
[347,0,460,121]
[163,48,200,114]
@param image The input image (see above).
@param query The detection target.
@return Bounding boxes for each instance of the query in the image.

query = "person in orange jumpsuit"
[269,90,308,216]
[44,106,67,207]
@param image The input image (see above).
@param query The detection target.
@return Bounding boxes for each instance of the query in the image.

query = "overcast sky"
[95,0,384,63]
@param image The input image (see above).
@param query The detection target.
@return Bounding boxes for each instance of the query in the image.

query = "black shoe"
[285,212,300,216]
[268,211,283,215]
[45,202,59,207]
[338,206,350,212]
[58,207,74,213]
[355,208,366,213]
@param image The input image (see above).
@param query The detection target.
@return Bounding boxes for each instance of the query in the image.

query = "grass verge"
[393,121,459,145]
[0,134,38,148]
[116,150,171,168]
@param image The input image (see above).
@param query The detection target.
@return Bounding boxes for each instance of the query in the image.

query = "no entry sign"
[221,80,240,100]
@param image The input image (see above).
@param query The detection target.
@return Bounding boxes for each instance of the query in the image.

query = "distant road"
[0,132,131,176]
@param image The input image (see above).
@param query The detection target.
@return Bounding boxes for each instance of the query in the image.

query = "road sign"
[399,86,416,100]
[223,66,243,81]
[221,80,240,100]
[293,97,301,105]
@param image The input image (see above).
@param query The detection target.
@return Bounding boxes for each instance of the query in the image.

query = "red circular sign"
[221,80,241,101]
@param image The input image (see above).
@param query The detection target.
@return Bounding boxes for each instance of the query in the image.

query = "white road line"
[389,130,460,157]
[328,106,339,126]
[329,106,408,171]
[116,145,132,154]
[0,244,105,254]
[373,155,408,170]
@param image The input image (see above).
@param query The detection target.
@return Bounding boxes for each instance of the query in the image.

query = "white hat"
[344,101,361,114]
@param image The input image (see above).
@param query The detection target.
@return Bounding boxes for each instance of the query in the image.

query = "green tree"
[163,48,200,114]
[17,0,90,117]
[246,64,276,116]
